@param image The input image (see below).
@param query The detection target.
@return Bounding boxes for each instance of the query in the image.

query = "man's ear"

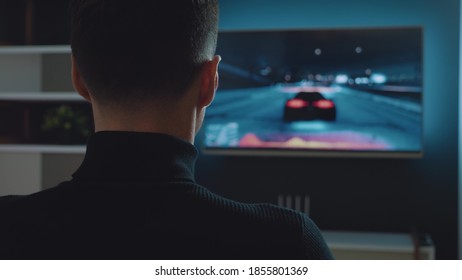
[71,55,92,102]
[198,55,221,108]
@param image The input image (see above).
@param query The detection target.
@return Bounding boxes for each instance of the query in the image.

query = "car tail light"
[287,99,308,109]
[313,100,334,109]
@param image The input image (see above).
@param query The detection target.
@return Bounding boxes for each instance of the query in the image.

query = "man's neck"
[91,100,198,144]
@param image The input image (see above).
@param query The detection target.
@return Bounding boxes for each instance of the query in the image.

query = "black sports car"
[283,91,336,121]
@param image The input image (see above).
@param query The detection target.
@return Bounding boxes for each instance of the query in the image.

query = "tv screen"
[202,27,423,157]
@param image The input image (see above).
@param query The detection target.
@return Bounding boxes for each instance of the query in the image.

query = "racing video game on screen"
[203,27,422,155]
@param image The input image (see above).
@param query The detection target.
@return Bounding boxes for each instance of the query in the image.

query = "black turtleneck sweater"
[0,132,333,259]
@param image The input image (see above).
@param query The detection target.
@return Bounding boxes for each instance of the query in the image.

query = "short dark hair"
[70,0,219,104]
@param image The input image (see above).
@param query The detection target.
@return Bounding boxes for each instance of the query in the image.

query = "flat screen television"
[202,27,423,158]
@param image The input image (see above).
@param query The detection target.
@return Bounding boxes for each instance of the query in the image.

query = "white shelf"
[323,230,414,252]
[322,230,435,260]
[0,92,84,101]
[0,44,86,194]
[0,45,70,55]
[0,144,86,154]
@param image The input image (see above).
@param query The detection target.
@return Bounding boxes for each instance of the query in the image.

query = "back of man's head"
[69,0,219,106]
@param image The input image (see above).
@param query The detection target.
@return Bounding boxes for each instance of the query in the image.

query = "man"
[0,0,333,259]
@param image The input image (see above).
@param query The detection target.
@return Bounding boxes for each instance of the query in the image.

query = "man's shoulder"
[0,181,72,209]
[184,184,313,250]
[186,184,333,259]
[0,195,23,205]
[0,180,302,227]
[187,183,304,223]
[0,181,79,232]
[0,195,25,215]
[0,181,333,259]
[182,186,331,259]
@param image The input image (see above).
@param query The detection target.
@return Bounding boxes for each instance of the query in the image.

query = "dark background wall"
[0,0,70,45]
[195,0,460,259]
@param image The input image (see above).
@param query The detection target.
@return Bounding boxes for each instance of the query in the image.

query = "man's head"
[70,0,219,103]
[69,0,220,141]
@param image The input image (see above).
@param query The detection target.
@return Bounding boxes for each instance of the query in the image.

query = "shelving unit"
[0,45,87,195]
[0,92,83,101]
[323,231,435,260]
